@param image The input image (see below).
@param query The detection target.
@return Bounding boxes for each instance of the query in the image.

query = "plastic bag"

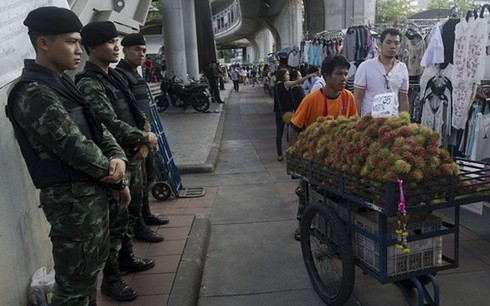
[372,92,399,118]
[30,267,55,306]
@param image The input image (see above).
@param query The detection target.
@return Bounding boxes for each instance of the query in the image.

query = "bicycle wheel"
[301,202,355,306]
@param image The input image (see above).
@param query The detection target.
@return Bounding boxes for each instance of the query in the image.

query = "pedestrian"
[273,68,319,161]
[76,21,160,302]
[143,55,152,82]
[302,65,321,94]
[116,33,170,227]
[231,66,240,92]
[289,69,306,109]
[6,7,129,305]
[354,28,409,116]
[289,54,358,240]
[251,66,258,87]
[205,60,224,103]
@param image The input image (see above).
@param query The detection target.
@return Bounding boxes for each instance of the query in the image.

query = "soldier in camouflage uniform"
[5,7,129,306]
[75,21,157,302]
[116,33,170,236]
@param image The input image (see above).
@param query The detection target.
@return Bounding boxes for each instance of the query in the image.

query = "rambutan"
[394,160,412,174]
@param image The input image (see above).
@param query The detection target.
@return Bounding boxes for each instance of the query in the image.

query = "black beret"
[24,6,83,34]
[81,21,118,46]
[121,33,146,47]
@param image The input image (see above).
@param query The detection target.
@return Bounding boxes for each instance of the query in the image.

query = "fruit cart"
[287,153,490,306]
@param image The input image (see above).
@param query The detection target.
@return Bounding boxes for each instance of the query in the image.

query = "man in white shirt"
[310,75,325,92]
[354,28,409,116]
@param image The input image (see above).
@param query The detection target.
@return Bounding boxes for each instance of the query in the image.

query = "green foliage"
[376,0,418,23]
[146,0,162,23]
[427,0,475,13]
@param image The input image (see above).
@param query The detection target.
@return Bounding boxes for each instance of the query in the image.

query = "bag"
[372,92,399,118]
[30,267,55,306]
[282,111,294,124]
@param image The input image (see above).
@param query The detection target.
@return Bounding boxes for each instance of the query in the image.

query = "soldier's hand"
[148,132,158,151]
[101,158,126,184]
[135,145,149,160]
[118,187,131,208]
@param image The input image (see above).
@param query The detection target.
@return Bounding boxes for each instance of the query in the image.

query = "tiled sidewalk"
[97,187,217,306]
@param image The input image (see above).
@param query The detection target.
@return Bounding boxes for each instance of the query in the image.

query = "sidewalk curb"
[167,215,211,306]
[177,86,232,174]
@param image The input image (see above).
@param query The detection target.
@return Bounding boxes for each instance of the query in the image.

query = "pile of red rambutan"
[287,112,459,184]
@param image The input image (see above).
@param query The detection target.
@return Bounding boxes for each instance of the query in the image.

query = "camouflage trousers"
[104,161,143,275]
[141,149,156,216]
[40,182,111,306]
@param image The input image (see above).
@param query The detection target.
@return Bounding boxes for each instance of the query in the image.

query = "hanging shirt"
[420,75,453,146]
[470,111,490,160]
[288,50,300,68]
[420,22,444,67]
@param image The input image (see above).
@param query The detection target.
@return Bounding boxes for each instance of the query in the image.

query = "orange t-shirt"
[290,89,357,128]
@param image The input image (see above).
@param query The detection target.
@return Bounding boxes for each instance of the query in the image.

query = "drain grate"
[178,187,206,198]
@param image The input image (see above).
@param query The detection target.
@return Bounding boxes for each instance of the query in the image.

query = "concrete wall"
[0,84,53,304]
[0,1,150,304]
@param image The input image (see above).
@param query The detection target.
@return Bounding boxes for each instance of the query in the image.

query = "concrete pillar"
[160,0,187,80]
[182,0,199,79]
[195,0,217,73]
[274,2,303,49]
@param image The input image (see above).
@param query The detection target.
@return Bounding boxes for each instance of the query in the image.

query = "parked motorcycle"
[156,77,210,113]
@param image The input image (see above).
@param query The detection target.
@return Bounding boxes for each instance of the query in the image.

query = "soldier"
[115,33,170,237]
[5,7,129,305]
[75,21,158,301]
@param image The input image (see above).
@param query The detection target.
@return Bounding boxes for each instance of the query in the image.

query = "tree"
[376,0,418,23]
[427,0,475,13]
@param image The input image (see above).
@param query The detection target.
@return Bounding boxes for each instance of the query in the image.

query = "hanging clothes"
[420,73,453,147]
[288,49,300,68]
[308,40,322,66]
[400,28,426,77]
[420,22,444,67]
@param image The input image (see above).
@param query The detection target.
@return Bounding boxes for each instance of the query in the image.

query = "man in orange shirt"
[290,54,357,137]
[289,54,358,240]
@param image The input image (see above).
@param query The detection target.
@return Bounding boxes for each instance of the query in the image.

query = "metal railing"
[212,0,242,37]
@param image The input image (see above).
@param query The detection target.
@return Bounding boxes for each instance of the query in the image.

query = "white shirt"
[310,76,325,92]
[354,56,409,116]
[420,22,444,67]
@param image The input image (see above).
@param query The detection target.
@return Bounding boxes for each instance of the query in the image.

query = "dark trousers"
[209,78,222,102]
[275,113,285,156]
[232,80,239,91]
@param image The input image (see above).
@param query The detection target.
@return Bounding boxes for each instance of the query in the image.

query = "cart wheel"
[301,202,355,306]
[152,182,172,201]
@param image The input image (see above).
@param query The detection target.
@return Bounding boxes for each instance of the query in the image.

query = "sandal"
[277,154,283,161]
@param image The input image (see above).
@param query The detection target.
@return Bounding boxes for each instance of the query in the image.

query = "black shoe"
[101,277,137,302]
[144,214,170,226]
[134,226,164,243]
[217,100,224,103]
[119,255,155,275]
[294,227,301,241]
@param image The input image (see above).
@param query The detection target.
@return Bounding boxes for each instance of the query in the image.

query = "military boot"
[101,273,137,302]
[141,194,170,226]
[133,222,164,242]
[119,241,155,275]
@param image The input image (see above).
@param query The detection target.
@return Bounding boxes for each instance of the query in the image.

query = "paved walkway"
[97,81,490,306]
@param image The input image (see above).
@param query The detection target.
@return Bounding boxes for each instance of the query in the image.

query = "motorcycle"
[156,77,211,113]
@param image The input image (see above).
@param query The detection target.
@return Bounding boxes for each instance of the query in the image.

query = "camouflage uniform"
[76,61,151,279]
[115,59,158,222]
[6,60,127,306]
